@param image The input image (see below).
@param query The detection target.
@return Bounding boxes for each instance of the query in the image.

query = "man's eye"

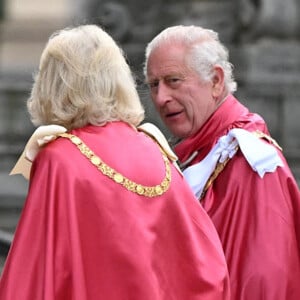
[167,77,181,85]
[169,77,181,82]
[149,81,158,88]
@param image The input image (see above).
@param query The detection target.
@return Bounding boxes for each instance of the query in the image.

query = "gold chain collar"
[59,133,171,197]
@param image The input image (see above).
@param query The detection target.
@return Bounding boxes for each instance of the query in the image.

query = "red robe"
[0,122,230,300]
[175,94,300,300]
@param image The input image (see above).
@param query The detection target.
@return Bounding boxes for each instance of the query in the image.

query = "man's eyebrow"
[144,77,157,84]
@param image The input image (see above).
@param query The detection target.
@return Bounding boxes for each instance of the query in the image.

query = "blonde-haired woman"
[0,25,230,300]
[28,24,144,130]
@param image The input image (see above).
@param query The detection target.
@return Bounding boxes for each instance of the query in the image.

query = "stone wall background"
[1,0,300,270]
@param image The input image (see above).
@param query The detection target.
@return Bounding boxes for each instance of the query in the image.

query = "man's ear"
[211,65,225,99]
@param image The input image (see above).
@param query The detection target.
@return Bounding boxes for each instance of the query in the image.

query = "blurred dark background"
[1,0,300,272]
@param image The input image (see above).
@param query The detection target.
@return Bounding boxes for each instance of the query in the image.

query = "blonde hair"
[28,24,144,130]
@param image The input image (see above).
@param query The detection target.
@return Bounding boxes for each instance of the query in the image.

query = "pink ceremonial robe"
[175,94,300,300]
[0,122,230,300]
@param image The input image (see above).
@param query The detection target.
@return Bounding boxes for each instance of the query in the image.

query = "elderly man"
[144,25,300,299]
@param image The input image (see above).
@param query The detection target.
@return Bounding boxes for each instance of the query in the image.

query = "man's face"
[146,43,219,138]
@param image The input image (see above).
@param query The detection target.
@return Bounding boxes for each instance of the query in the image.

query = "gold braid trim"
[252,130,282,151]
[200,147,238,200]
[59,133,171,197]
[199,131,282,200]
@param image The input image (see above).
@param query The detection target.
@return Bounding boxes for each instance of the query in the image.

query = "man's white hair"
[144,25,237,93]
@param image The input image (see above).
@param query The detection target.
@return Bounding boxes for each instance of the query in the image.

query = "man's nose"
[154,82,171,106]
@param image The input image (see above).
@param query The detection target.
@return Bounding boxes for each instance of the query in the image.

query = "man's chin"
[168,127,189,139]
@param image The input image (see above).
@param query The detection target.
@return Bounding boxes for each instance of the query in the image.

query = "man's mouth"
[165,111,182,118]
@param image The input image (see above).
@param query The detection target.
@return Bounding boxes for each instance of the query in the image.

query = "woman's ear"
[211,65,225,99]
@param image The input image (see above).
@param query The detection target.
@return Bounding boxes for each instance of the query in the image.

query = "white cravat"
[10,125,67,179]
[138,122,182,174]
[183,128,284,198]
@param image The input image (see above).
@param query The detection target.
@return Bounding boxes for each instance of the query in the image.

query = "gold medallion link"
[59,133,171,197]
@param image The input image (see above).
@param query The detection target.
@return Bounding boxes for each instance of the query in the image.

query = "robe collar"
[174,94,250,166]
